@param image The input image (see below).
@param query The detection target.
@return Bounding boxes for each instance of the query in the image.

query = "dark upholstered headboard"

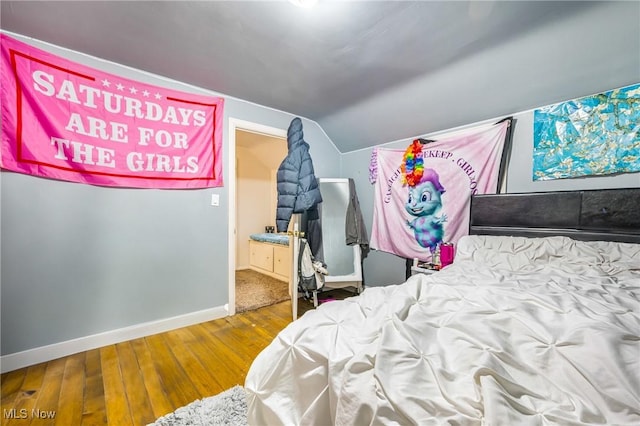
[469,188,640,243]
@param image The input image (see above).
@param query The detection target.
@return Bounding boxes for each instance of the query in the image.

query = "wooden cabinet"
[249,240,290,282]
[250,240,273,271]
[273,245,290,278]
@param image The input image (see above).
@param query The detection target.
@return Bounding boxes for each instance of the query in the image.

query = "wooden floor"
[1,287,357,426]
[1,301,296,426]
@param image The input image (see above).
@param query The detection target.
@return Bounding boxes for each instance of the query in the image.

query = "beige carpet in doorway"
[235,269,290,313]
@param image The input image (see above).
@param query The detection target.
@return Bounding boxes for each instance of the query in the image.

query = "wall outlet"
[211,194,220,206]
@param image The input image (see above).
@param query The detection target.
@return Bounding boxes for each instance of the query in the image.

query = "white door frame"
[291,214,300,320]
[227,118,287,316]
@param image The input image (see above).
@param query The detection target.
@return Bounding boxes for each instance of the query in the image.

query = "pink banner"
[370,121,509,261]
[1,34,224,188]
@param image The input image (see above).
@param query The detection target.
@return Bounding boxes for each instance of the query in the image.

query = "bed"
[244,188,640,425]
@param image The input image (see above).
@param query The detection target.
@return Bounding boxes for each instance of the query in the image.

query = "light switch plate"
[211,194,220,206]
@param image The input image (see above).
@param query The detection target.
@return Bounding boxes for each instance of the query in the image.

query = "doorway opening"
[227,119,288,316]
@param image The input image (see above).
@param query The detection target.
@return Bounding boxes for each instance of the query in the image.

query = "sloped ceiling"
[237,130,287,170]
[1,1,639,152]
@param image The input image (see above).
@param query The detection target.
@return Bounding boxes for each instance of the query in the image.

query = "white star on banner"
[142,90,150,97]
[129,87,138,94]
[154,93,162,100]
[116,83,125,91]
[101,79,111,87]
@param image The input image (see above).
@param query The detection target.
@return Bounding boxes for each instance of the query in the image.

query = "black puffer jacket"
[276,117,323,232]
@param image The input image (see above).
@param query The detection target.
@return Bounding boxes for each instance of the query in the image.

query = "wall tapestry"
[533,83,640,181]
[370,120,510,261]
[0,34,224,189]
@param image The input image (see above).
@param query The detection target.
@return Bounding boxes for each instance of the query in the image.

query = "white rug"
[148,385,247,426]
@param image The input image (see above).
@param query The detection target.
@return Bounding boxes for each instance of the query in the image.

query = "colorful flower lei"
[401,139,424,187]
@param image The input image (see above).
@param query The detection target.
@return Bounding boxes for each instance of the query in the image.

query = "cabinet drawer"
[273,245,291,278]
[250,241,273,271]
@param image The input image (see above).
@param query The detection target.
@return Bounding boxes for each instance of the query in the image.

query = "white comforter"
[245,236,640,425]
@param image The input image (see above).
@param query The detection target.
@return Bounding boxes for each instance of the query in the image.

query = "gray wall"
[2,30,638,357]
[342,105,640,288]
[0,34,340,356]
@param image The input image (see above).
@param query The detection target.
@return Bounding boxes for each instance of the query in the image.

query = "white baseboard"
[0,305,229,373]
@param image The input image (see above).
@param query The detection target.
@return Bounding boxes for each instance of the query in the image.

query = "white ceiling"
[1,1,639,152]
[237,130,287,170]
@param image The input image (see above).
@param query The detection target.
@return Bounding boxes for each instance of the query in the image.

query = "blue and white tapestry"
[533,83,640,181]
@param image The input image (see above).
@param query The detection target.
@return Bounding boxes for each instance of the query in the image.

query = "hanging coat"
[276,117,323,233]
[345,178,370,259]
